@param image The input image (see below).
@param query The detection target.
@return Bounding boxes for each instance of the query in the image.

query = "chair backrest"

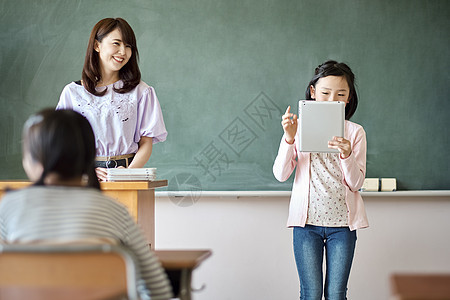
[0,243,140,300]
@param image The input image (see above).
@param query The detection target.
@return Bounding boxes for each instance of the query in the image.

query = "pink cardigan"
[273,120,369,231]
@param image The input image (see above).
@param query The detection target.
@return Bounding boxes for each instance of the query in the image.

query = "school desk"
[155,250,212,300]
[0,180,168,249]
[391,273,450,299]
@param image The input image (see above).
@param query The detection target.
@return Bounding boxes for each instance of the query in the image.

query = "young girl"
[273,60,369,299]
[57,18,167,181]
[0,109,172,300]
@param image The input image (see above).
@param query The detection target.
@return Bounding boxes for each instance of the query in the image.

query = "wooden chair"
[0,243,140,300]
[390,273,450,300]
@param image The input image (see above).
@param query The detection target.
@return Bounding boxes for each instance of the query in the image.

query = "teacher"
[57,18,167,181]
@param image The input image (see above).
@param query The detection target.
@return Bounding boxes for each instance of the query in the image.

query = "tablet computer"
[297,100,345,153]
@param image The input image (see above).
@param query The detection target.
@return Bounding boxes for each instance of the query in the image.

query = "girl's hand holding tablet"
[328,136,352,159]
[281,104,352,157]
[282,106,297,145]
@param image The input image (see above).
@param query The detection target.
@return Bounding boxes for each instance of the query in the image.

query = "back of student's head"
[23,109,100,189]
[305,60,358,120]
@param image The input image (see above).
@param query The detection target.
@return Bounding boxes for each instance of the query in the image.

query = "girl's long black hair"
[23,109,100,189]
[305,60,358,120]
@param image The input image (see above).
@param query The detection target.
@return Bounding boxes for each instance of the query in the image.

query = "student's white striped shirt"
[0,186,172,300]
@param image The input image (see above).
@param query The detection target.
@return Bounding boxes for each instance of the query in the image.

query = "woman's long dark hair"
[82,18,140,96]
[23,109,100,189]
[305,60,358,120]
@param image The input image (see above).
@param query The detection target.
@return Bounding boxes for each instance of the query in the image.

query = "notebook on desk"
[106,168,157,181]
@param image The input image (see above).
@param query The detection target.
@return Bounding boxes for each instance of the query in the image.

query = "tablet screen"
[297,100,345,153]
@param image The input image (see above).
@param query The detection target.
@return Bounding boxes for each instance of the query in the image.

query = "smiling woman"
[94,29,133,86]
[56,18,168,181]
[81,18,141,97]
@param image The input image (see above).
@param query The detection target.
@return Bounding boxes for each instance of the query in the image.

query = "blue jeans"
[293,225,357,300]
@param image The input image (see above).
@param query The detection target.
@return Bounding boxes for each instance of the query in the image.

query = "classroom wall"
[155,194,450,300]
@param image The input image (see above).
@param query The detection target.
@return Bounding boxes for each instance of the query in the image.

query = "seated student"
[0,109,172,300]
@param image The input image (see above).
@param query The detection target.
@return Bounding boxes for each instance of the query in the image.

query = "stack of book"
[106,168,157,182]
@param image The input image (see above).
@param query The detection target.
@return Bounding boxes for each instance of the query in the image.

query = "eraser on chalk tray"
[381,178,397,191]
[361,178,379,192]
[360,178,397,192]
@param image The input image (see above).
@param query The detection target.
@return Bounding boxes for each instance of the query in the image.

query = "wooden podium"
[0,180,167,249]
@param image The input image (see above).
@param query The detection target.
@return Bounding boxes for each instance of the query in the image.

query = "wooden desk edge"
[100,180,168,190]
[0,181,31,190]
[390,273,450,297]
[0,180,168,191]
[154,250,212,270]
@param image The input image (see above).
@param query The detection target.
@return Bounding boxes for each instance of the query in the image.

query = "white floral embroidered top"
[306,152,349,227]
[57,80,167,157]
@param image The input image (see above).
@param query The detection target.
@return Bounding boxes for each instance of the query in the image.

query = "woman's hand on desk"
[95,167,107,181]
[95,166,125,181]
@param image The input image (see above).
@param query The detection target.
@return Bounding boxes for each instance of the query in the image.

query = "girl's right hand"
[281,106,297,144]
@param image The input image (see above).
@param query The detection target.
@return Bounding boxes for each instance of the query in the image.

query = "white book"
[106,168,157,181]
[107,168,156,175]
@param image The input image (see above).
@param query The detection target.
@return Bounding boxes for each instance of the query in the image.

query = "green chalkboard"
[1,0,449,191]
